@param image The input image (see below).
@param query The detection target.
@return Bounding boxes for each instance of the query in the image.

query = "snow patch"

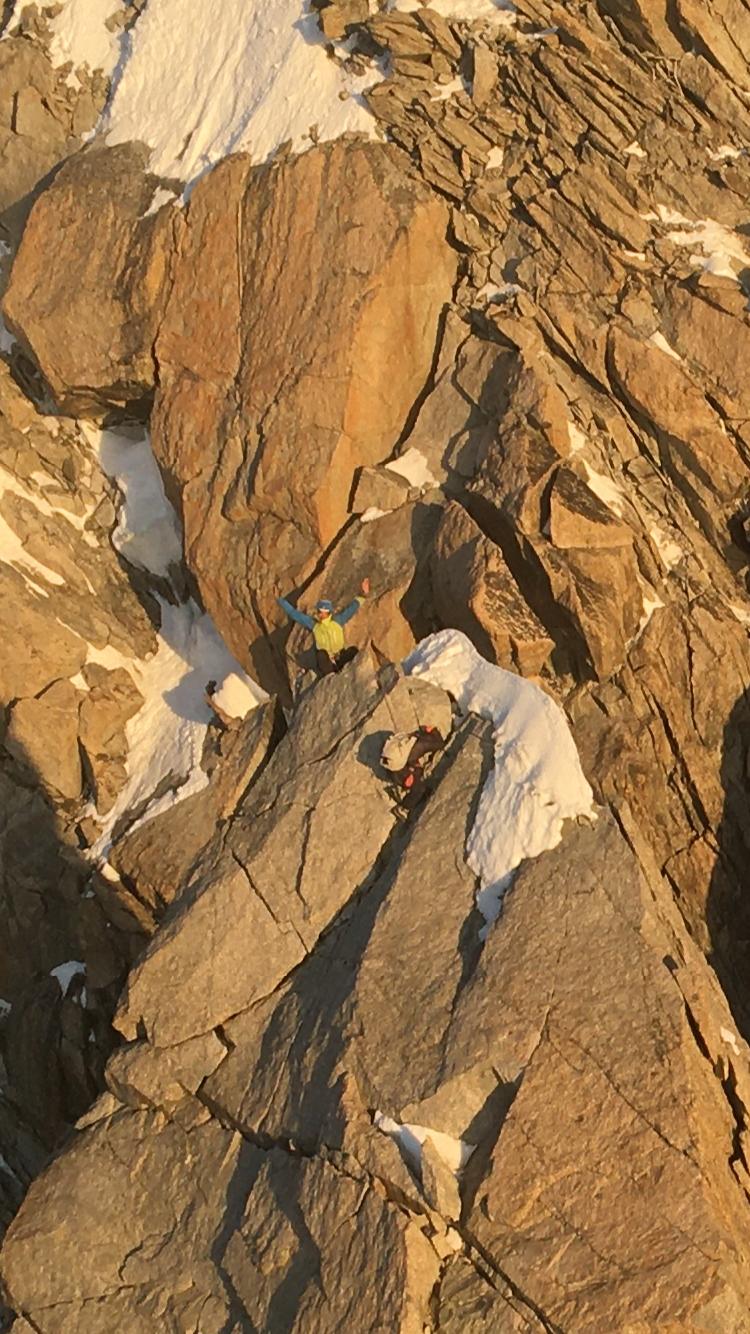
[581,461,626,517]
[646,206,750,283]
[89,597,266,859]
[386,448,437,490]
[50,960,86,996]
[708,145,742,162]
[389,0,516,22]
[567,421,588,455]
[89,425,183,577]
[47,0,123,85]
[405,630,595,925]
[0,998,11,1019]
[475,281,522,304]
[638,592,664,635]
[211,671,267,721]
[373,1111,475,1178]
[649,330,682,362]
[649,523,683,571]
[624,140,646,159]
[142,186,179,218]
[102,0,384,190]
[360,506,392,524]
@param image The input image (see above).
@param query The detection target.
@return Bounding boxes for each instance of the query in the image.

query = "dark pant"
[316,646,358,676]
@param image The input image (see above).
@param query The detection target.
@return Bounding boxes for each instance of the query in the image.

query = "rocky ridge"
[2,0,750,1329]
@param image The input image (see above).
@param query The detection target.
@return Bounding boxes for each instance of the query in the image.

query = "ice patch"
[101,0,385,190]
[386,448,437,490]
[582,460,626,517]
[373,1111,475,1178]
[88,425,183,577]
[50,960,86,996]
[405,630,595,925]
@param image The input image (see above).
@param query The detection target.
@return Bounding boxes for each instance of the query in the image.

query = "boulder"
[151,140,456,688]
[3,142,179,414]
[350,463,413,515]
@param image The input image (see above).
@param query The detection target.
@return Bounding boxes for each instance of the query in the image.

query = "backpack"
[381,731,417,773]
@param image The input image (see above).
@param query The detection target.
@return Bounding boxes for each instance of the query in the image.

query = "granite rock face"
[4,0,750,1327]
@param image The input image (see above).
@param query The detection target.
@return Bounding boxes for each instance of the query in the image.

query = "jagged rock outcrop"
[5,667,750,1332]
[5,0,750,1326]
[0,30,105,235]
[151,141,457,687]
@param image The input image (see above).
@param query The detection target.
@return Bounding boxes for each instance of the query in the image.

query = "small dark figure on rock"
[380,725,445,813]
[278,577,370,677]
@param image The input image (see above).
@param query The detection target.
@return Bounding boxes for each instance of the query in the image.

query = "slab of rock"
[608,323,747,547]
[1,1102,438,1332]
[6,678,82,802]
[77,664,143,813]
[432,501,554,675]
[113,656,450,1048]
[151,140,456,688]
[3,142,179,414]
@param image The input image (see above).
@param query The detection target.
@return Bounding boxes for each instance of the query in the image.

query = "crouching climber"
[278,577,370,677]
[380,725,445,812]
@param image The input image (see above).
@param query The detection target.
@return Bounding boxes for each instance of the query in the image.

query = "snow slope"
[102,0,383,189]
[406,630,595,925]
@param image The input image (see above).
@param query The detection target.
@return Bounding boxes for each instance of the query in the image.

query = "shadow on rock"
[707,684,750,1040]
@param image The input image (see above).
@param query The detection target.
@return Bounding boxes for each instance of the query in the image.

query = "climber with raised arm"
[278,577,370,677]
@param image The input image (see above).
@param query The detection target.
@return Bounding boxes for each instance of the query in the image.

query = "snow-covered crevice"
[79,423,268,860]
[405,630,595,927]
[374,1110,475,1177]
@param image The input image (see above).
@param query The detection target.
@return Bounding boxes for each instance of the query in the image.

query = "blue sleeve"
[278,596,315,630]
[334,598,363,626]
